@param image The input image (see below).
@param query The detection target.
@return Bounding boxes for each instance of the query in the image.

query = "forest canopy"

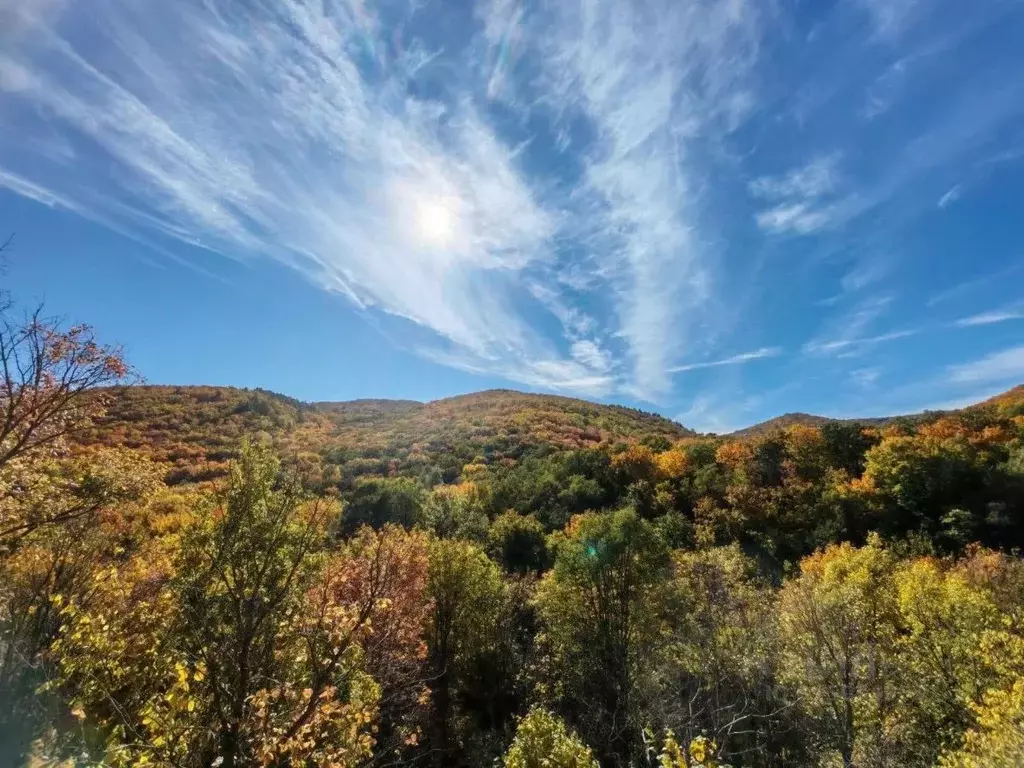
[2,294,1023,766]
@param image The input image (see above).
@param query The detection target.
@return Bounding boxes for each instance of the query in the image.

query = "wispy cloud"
[854,0,921,41]
[862,59,908,119]
[570,339,613,374]
[0,0,768,402]
[926,260,1024,308]
[948,346,1024,385]
[953,309,1024,327]
[530,0,764,398]
[937,184,962,208]
[2,0,1022,412]
[806,329,918,355]
[669,347,781,373]
[421,347,615,398]
[852,367,880,388]
[675,392,762,435]
[0,0,600,392]
[1,3,549,326]
[750,154,846,235]
[804,295,906,355]
[840,260,889,293]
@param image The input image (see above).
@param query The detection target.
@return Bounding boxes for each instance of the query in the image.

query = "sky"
[1,0,1023,432]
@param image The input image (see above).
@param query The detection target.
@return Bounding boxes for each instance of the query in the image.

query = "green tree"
[861,430,989,545]
[487,510,549,574]
[503,707,598,768]
[419,481,489,542]
[820,422,875,477]
[659,546,786,764]
[341,475,424,535]
[425,537,504,765]
[535,509,672,765]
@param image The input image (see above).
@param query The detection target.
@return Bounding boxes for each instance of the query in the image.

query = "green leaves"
[503,707,598,768]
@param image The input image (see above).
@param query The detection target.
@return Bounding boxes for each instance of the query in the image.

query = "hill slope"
[77,383,1024,484]
[730,412,894,438]
[79,386,693,484]
[730,384,1024,437]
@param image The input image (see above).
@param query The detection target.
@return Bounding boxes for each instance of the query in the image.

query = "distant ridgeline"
[71,382,1024,563]
[76,385,695,485]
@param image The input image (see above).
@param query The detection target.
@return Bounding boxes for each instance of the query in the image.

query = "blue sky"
[1,0,1023,432]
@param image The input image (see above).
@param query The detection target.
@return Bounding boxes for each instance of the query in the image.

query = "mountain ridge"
[79,385,694,485]
[88,382,1024,441]
[728,385,1024,437]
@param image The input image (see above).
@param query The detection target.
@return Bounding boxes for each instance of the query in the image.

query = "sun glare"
[414,197,458,246]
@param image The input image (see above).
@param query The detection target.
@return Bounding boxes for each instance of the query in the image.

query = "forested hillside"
[3,306,1024,767]
[729,412,896,438]
[76,385,692,486]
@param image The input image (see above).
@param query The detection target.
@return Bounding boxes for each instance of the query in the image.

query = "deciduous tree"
[777,538,901,767]
[502,707,598,768]
[0,308,131,473]
[536,509,672,766]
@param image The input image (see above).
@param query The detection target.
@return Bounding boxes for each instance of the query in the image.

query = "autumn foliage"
[2,292,1024,766]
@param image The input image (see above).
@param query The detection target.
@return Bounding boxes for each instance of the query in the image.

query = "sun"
[414,197,458,246]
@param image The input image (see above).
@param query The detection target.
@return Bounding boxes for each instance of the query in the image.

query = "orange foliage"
[715,441,754,470]
[917,418,969,441]
[612,444,658,482]
[1,313,132,472]
[317,525,432,676]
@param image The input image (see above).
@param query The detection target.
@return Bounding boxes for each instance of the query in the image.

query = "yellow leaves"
[653,730,723,768]
[657,730,686,768]
[503,707,599,768]
[688,734,712,765]
[461,461,487,477]
[894,555,1004,736]
[431,480,479,502]
[939,677,1024,767]
[656,448,689,480]
[780,538,1024,766]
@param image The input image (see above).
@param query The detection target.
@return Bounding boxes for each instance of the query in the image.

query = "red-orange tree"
[1,307,131,474]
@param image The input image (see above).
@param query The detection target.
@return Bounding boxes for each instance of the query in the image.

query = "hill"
[730,386,1024,437]
[730,412,894,438]
[730,412,838,437]
[16,377,1024,768]
[78,385,693,485]
[75,383,1024,485]
[979,384,1024,411]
